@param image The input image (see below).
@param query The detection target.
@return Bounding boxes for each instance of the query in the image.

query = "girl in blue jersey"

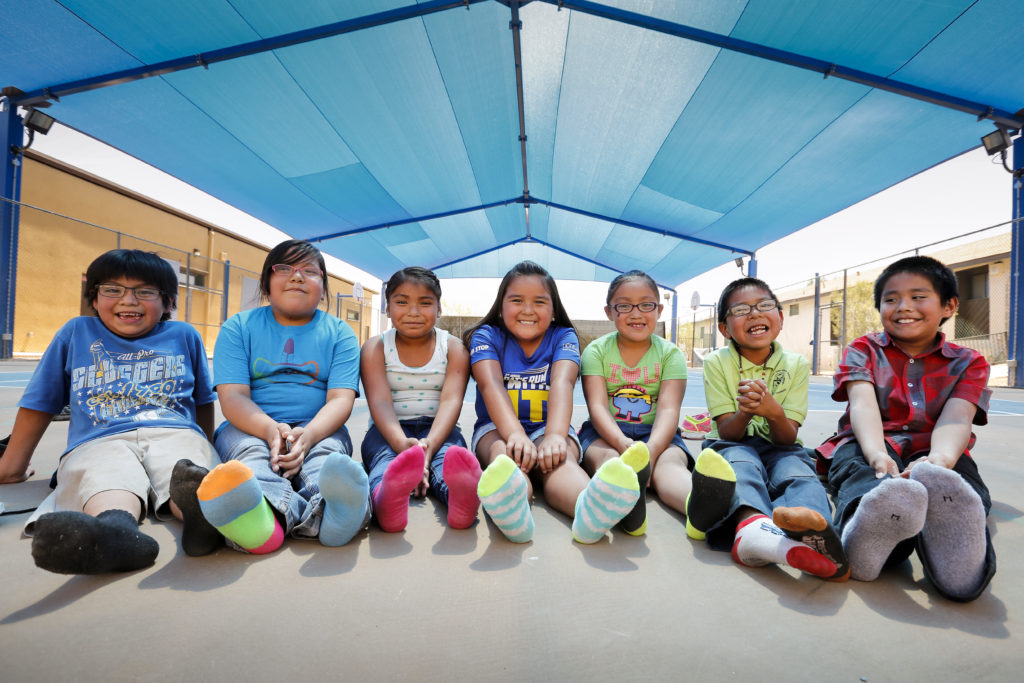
[463,261,642,544]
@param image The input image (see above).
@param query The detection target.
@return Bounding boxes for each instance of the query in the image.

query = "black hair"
[606,269,659,304]
[716,277,779,324]
[385,266,442,303]
[462,260,577,347]
[85,249,178,321]
[259,239,330,308]
[874,255,958,323]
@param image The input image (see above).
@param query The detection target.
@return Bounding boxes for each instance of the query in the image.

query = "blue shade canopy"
[2,0,1022,286]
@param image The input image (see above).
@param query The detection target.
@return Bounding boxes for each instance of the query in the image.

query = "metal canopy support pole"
[1009,138,1024,387]
[0,97,23,360]
[747,255,757,278]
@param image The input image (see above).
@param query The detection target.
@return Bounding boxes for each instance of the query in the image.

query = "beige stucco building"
[8,152,377,357]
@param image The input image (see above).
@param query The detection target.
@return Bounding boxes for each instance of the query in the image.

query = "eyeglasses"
[726,299,779,318]
[271,263,322,280]
[96,284,163,301]
[611,301,659,314]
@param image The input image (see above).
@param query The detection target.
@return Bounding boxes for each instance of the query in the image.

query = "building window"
[789,303,799,316]
[346,309,360,322]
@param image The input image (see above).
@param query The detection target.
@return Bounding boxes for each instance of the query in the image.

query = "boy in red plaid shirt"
[818,256,994,601]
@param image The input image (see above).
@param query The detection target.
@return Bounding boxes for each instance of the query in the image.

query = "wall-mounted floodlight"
[24,108,54,135]
[981,128,1012,156]
[10,108,55,155]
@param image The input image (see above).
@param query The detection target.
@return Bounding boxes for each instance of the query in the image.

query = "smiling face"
[91,276,167,338]
[878,271,957,356]
[718,285,782,364]
[267,258,324,325]
[501,274,553,353]
[387,280,439,341]
[606,278,662,346]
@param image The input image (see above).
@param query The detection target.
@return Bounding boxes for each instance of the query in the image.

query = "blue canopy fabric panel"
[2,0,1022,286]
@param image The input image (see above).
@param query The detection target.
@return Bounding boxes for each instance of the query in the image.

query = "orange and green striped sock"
[197,461,284,554]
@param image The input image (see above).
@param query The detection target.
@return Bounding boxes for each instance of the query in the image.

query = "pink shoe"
[681,411,712,440]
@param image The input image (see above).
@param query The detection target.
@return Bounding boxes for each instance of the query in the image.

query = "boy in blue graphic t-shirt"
[0,250,220,574]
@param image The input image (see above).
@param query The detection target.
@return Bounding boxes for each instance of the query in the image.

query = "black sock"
[31,509,159,574]
[617,461,651,534]
[170,459,224,556]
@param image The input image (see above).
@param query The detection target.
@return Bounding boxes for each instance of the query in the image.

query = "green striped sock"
[478,454,533,543]
[572,458,640,544]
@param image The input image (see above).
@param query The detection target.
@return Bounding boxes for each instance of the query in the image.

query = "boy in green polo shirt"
[685,277,848,580]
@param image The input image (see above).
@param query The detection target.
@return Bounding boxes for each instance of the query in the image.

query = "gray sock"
[842,477,927,581]
[910,462,987,598]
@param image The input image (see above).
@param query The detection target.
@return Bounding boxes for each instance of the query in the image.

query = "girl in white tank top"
[359,267,481,531]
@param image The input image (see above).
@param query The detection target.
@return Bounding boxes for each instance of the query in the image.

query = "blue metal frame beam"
[429,237,523,271]
[308,197,522,242]
[12,0,492,107]
[1,97,23,359]
[542,0,1024,131]
[532,196,754,255]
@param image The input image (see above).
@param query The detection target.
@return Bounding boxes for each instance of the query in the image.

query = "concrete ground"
[1,359,1022,682]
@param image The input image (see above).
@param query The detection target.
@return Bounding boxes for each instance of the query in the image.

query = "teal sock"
[319,452,370,547]
[478,454,533,543]
[617,442,651,535]
[572,458,640,544]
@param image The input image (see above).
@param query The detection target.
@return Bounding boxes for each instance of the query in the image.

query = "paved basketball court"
[1,360,1022,681]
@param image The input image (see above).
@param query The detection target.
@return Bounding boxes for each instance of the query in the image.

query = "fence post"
[221,260,230,322]
[812,273,821,375]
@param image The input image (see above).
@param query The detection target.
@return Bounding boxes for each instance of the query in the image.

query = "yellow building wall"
[11,154,376,356]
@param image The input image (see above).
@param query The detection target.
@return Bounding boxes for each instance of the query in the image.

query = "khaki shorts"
[24,427,217,535]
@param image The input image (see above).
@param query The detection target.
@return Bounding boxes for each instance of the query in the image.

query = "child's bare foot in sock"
[442,446,482,529]
[773,506,849,581]
[910,463,988,599]
[372,445,425,532]
[170,459,224,556]
[31,509,159,574]
[732,514,835,578]
[842,477,927,581]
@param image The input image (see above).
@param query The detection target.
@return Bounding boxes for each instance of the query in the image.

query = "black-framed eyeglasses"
[96,284,163,301]
[271,263,322,280]
[611,301,659,314]
[726,299,779,318]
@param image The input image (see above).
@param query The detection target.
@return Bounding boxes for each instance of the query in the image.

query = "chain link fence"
[676,224,1012,380]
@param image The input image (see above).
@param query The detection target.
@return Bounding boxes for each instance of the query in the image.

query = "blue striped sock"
[572,458,640,544]
[478,454,533,543]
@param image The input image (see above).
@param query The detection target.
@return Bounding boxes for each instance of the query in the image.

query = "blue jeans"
[361,417,466,506]
[578,420,693,467]
[702,436,829,550]
[214,421,356,538]
[826,441,996,601]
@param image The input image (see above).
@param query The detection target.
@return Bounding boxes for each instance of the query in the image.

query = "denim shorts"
[578,420,692,467]
[471,421,583,464]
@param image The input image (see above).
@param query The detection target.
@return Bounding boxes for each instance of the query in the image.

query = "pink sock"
[731,514,836,578]
[372,445,425,532]
[442,446,482,529]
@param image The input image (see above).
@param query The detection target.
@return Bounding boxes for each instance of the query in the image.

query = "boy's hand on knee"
[866,452,899,478]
